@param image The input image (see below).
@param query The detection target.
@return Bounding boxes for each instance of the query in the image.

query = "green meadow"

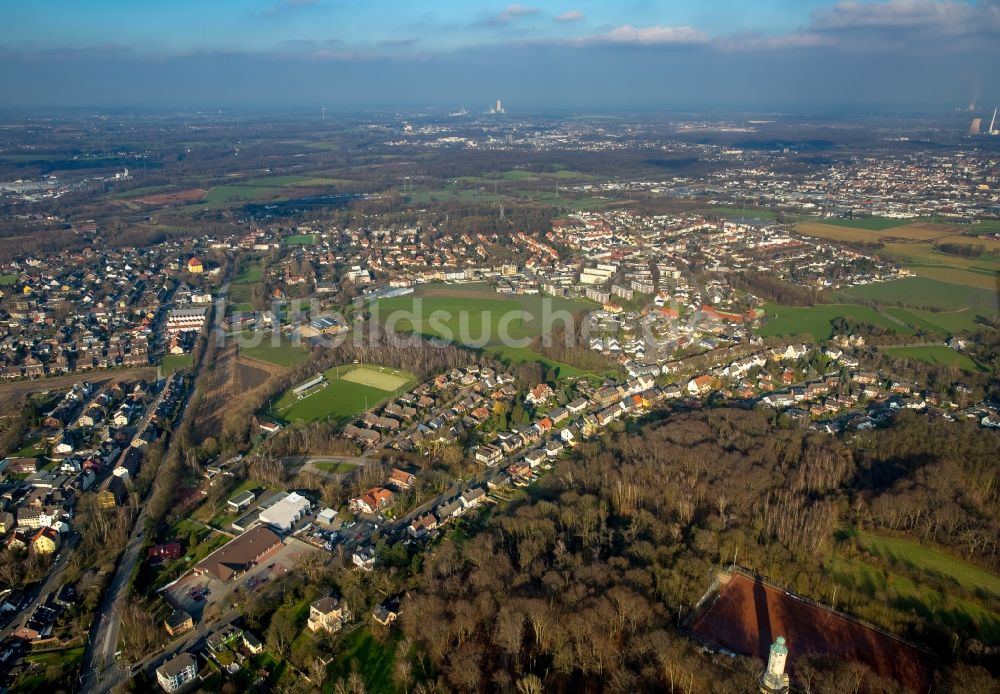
[758,303,912,341]
[882,345,982,372]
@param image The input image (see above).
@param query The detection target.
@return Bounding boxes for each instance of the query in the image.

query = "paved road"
[80,285,226,694]
[78,381,176,692]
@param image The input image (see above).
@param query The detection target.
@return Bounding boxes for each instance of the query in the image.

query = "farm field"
[457,168,593,184]
[802,216,914,230]
[701,206,778,220]
[879,243,1000,290]
[238,332,310,368]
[135,188,206,205]
[508,189,619,210]
[758,303,911,340]
[271,364,415,424]
[405,188,506,205]
[250,175,352,187]
[795,219,1000,289]
[882,345,982,371]
[227,282,258,305]
[795,220,945,243]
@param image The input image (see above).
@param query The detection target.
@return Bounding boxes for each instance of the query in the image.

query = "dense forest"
[397,408,999,693]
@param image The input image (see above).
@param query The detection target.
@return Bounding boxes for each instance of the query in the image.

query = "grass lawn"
[284,234,317,245]
[145,518,231,590]
[826,554,1000,646]
[758,303,912,341]
[12,646,84,693]
[843,277,998,314]
[882,345,983,371]
[160,353,194,374]
[161,352,194,371]
[0,273,19,286]
[228,282,257,304]
[13,433,46,458]
[312,461,357,474]
[239,332,309,367]
[858,532,1000,599]
[270,364,415,425]
[374,283,595,347]
[405,188,506,205]
[234,263,264,284]
[488,344,587,379]
[226,302,255,315]
[201,185,288,209]
[324,628,401,694]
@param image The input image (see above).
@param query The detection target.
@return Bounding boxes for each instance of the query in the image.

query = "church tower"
[758,636,790,694]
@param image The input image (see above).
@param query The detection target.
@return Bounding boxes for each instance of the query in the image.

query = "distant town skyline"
[2,0,999,110]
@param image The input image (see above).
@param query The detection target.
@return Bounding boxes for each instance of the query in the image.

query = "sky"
[1,0,999,111]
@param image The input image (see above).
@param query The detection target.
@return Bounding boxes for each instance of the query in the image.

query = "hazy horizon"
[2,0,999,111]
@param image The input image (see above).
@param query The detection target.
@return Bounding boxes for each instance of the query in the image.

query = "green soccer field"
[270,364,415,424]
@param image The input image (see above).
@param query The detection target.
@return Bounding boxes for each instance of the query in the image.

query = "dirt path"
[0,366,157,411]
[235,354,288,377]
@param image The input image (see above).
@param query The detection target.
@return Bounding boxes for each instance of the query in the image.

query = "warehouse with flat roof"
[259,491,311,532]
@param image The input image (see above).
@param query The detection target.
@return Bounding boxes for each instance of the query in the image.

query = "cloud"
[555,10,584,23]
[810,0,1000,35]
[588,25,709,45]
[482,4,539,26]
[721,1,1000,51]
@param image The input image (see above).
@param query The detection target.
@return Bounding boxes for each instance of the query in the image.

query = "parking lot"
[163,537,317,619]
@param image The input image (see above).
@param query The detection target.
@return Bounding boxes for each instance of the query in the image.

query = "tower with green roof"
[758,635,790,694]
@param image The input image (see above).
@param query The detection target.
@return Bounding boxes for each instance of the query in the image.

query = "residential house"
[242,631,264,654]
[526,383,554,405]
[352,546,376,571]
[350,488,394,515]
[407,513,438,539]
[31,527,60,554]
[373,596,402,626]
[207,624,243,652]
[156,652,198,693]
[387,468,415,490]
[307,595,352,633]
[164,609,194,637]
